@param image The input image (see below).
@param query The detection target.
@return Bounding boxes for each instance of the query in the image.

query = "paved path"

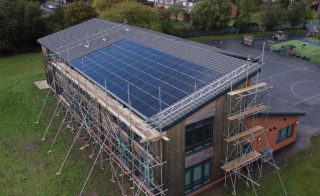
[300,38,320,46]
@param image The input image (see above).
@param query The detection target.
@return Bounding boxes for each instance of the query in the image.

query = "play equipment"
[243,35,254,46]
[272,31,288,41]
[280,45,296,56]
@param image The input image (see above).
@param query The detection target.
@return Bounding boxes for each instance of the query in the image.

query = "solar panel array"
[71,39,221,118]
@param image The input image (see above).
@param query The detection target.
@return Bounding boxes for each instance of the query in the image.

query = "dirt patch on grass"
[87,189,98,196]
[25,141,40,152]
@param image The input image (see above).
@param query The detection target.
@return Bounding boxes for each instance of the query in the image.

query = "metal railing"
[147,55,264,128]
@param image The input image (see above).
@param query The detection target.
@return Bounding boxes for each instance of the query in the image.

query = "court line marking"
[294,93,320,105]
[290,80,317,99]
[308,95,320,105]
[291,80,320,100]
[268,94,295,105]
[258,67,299,82]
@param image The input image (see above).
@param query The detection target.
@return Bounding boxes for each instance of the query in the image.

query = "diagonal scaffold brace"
[56,112,89,175]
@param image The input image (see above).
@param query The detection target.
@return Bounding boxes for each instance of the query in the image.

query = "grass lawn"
[189,29,307,43]
[202,134,320,196]
[271,39,320,64]
[0,53,120,195]
[235,134,320,196]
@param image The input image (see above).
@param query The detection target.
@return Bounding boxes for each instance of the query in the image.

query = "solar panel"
[71,39,221,118]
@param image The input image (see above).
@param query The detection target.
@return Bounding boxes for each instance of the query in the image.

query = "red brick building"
[245,97,305,152]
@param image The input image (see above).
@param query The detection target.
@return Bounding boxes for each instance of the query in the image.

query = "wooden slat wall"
[162,81,249,195]
[185,102,216,125]
[212,94,228,181]
[163,121,185,196]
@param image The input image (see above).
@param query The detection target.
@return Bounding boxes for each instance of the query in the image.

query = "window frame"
[276,124,294,143]
[184,158,212,194]
[185,117,213,154]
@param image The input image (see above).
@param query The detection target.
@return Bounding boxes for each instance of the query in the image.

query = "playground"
[270,38,320,64]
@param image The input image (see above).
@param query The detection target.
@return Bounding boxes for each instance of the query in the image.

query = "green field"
[232,134,320,195]
[271,38,320,64]
[201,134,320,196]
[1,52,320,195]
[0,53,120,195]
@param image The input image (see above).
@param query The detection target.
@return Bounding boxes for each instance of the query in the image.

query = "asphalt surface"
[201,37,320,196]
[209,38,320,155]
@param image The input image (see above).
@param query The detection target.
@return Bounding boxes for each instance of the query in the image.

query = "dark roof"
[38,18,244,73]
[257,94,306,116]
[71,39,222,118]
[38,18,255,127]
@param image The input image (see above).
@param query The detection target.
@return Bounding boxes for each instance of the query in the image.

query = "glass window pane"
[287,125,293,137]
[280,128,286,137]
[185,169,191,186]
[204,161,210,177]
[277,130,281,140]
[186,130,193,150]
[204,123,212,145]
[194,127,204,147]
[193,165,202,182]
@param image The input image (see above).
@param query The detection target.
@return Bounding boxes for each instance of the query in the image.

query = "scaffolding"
[34,19,289,195]
[36,52,168,195]
[221,54,287,196]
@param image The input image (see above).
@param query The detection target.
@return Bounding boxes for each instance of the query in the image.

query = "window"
[185,118,213,153]
[184,159,211,194]
[276,124,294,143]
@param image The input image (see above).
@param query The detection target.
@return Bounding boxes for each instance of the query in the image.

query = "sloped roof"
[38,18,259,129]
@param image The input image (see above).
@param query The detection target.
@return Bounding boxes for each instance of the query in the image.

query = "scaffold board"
[227,104,268,121]
[228,82,268,96]
[221,151,261,172]
[224,125,266,143]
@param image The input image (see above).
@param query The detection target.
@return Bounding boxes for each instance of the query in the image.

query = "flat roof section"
[71,39,222,118]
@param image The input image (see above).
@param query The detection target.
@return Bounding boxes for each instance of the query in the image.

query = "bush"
[161,21,193,37]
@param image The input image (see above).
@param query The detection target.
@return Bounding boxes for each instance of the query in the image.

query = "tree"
[160,5,192,37]
[64,0,97,27]
[101,1,160,29]
[236,0,257,32]
[285,0,312,27]
[162,4,189,22]
[47,6,66,32]
[0,0,46,53]
[191,0,231,31]
[92,0,124,12]
[260,0,284,31]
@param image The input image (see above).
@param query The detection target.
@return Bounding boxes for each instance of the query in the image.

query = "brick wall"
[245,115,299,152]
